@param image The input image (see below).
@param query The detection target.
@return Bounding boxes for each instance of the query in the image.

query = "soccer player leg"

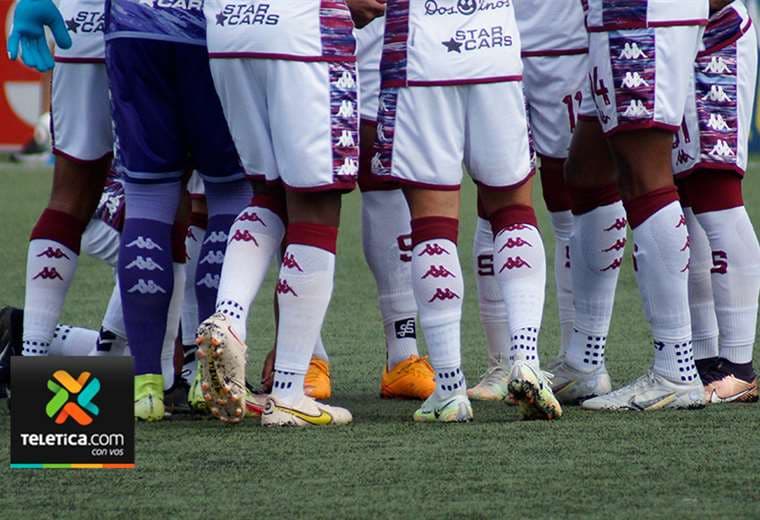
[374,85,472,423]
[472,81,560,420]
[556,116,621,403]
[181,178,206,386]
[468,203,511,402]
[107,38,187,421]
[256,58,356,427]
[582,25,705,411]
[359,123,433,400]
[19,61,112,362]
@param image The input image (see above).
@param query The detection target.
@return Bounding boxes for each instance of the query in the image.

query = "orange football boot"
[304,356,332,400]
[380,355,436,400]
[704,375,758,404]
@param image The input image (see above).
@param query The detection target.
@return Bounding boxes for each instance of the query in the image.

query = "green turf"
[1,162,759,518]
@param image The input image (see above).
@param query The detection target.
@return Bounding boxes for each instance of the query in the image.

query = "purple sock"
[195,179,252,322]
[119,181,181,376]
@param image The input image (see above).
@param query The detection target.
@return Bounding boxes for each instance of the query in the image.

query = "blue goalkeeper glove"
[7,0,72,72]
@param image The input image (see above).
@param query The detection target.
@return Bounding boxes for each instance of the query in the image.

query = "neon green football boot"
[188,370,208,414]
[134,374,165,422]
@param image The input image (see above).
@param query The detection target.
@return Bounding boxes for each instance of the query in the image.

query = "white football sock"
[565,201,626,372]
[549,210,575,356]
[273,228,337,405]
[48,325,98,357]
[361,190,419,369]
[490,207,546,371]
[695,206,760,364]
[23,239,79,356]
[313,336,329,362]
[216,204,286,342]
[473,217,509,367]
[160,263,185,390]
[81,219,121,268]
[683,207,719,360]
[181,223,204,345]
[410,218,464,398]
[629,196,696,383]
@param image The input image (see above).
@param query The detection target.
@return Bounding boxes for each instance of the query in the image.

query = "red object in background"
[0,0,42,150]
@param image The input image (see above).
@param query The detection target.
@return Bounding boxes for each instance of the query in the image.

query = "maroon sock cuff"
[252,191,287,224]
[539,157,572,212]
[171,222,188,263]
[570,183,622,215]
[189,211,207,230]
[489,205,538,235]
[410,217,459,247]
[30,209,87,254]
[686,171,743,214]
[623,186,679,229]
[286,223,338,254]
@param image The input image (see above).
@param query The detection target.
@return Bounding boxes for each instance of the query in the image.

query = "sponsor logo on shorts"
[215,3,279,26]
[441,25,512,53]
[139,0,203,12]
[66,11,105,34]
[424,0,511,16]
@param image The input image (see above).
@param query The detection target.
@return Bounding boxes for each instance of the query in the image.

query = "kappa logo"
[703,56,731,74]
[706,113,730,131]
[709,139,735,158]
[441,25,512,54]
[620,71,649,89]
[702,85,732,103]
[622,99,651,118]
[276,278,298,296]
[424,0,510,16]
[499,257,531,272]
[36,248,70,259]
[676,149,694,165]
[502,223,529,231]
[497,237,532,252]
[676,215,687,228]
[604,218,627,231]
[681,259,690,272]
[237,211,267,226]
[200,250,225,265]
[215,3,279,26]
[196,273,220,289]
[230,229,259,246]
[337,130,356,148]
[428,288,460,302]
[125,256,164,271]
[618,42,648,60]
[422,265,456,279]
[418,243,450,256]
[680,237,690,252]
[335,71,356,90]
[601,257,623,271]
[65,10,104,33]
[204,231,228,244]
[33,267,63,280]
[371,153,384,174]
[127,279,166,294]
[126,236,163,251]
[46,370,100,426]
[337,100,355,118]
[337,157,359,176]
[376,122,392,144]
[281,253,303,272]
[602,238,627,253]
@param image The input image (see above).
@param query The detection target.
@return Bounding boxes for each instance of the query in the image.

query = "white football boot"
[467,364,510,401]
[261,395,352,427]
[508,361,562,420]
[550,362,612,404]
[581,369,705,411]
[196,312,247,423]
[414,390,473,423]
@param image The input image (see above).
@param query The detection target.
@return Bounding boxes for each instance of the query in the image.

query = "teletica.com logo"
[46,370,100,426]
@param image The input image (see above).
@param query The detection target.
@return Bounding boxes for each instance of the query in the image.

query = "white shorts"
[356,16,384,123]
[51,62,113,162]
[589,25,703,135]
[673,5,756,178]
[187,171,205,197]
[209,58,359,191]
[523,53,589,159]
[372,81,532,190]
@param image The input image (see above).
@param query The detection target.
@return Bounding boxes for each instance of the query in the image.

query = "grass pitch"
[0,162,759,518]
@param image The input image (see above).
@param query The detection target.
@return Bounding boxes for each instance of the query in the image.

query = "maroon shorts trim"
[472,169,536,193]
[52,148,113,165]
[588,19,708,32]
[381,177,461,192]
[54,57,105,64]
[209,52,355,63]
[699,19,753,57]
[604,120,680,137]
[674,162,746,180]
[274,178,357,194]
[577,114,598,121]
